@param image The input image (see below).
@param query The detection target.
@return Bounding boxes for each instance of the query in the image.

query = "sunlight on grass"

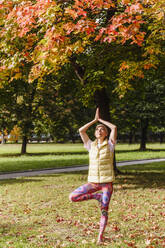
[0,154,89,173]
[0,142,165,155]
[0,143,165,173]
[0,143,86,155]
[0,162,164,247]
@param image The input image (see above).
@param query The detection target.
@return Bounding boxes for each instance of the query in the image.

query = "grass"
[0,154,88,173]
[0,162,165,248]
[0,143,86,155]
[0,143,165,173]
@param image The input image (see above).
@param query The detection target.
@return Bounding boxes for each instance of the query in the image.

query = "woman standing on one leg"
[69,108,117,244]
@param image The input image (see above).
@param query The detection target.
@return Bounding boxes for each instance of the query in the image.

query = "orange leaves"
[45,29,66,48]
[95,27,106,41]
[65,8,79,20]
[143,63,154,70]
[75,19,97,35]
[121,0,130,4]
[6,3,36,37]
[119,62,130,71]
[6,0,56,37]
[125,2,143,14]
[65,7,87,19]
[74,0,114,11]
[92,1,145,46]
[1,0,160,84]
[4,0,145,48]
[63,23,74,35]
[0,0,13,11]
[110,10,145,46]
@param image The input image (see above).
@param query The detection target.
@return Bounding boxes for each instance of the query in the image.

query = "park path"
[0,158,165,180]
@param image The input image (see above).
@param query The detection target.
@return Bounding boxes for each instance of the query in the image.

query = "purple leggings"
[69,182,113,237]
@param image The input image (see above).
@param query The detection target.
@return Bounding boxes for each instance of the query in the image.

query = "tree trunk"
[129,129,135,144]
[140,119,148,151]
[129,130,133,144]
[68,129,76,143]
[71,60,120,174]
[94,88,110,121]
[160,132,164,143]
[94,88,121,175]
[21,136,28,154]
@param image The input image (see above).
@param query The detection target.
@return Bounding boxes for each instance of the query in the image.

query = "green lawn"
[0,162,164,248]
[0,143,165,173]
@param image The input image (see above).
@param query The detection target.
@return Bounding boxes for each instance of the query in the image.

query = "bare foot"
[97,234,104,245]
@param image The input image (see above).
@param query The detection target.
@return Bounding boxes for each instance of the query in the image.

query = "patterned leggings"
[69,182,113,237]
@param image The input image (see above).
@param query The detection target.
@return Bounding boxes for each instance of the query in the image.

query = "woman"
[69,108,117,243]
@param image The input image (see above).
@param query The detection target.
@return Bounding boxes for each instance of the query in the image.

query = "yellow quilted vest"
[88,139,115,183]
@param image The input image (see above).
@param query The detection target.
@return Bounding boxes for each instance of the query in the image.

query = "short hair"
[95,124,108,136]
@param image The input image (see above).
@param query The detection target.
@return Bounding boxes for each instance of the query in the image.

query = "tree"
[0,82,17,144]
[1,0,164,83]
[111,65,165,150]
[0,79,41,153]
[9,126,21,143]
[1,0,164,119]
[0,0,164,157]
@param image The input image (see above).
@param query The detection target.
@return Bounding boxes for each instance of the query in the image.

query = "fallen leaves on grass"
[0,167,165,248]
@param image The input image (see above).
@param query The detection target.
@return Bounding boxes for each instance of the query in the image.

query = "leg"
[98,183,113,243]
[69,183,102,202]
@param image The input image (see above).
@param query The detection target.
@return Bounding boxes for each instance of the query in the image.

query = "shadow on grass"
[1,162,165,189]
[0,178,43,185]
[0,153,21,157]
[116,148,165,153]
[0,148,165,158]
[0,152,87,158]
[46,169,165,190]
[0,174,62,185]
[114,171,165,190]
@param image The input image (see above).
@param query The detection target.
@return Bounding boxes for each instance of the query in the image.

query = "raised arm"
[79,108,99,144]
[98,117,117,144]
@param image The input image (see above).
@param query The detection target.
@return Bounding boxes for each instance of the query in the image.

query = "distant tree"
[0,79,39,153]
[0,83,17,144]
[111,68,165,149]
[9,126,21,143]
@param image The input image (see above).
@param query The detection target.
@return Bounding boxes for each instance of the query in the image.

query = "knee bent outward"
[69,193,76,202]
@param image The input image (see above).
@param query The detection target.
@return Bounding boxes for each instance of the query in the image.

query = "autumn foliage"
[0,0,164,85]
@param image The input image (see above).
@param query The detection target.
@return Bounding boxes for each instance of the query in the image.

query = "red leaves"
[112,225,120,232]
[65,9,79,20]
[6,0,56,37]
[56,216,64,223]
[3,0,145,46]
[160,212,165,217]
[1,0,157,84]
[124,240,136,247]
[125,2,143,14]
[95,27,105,41]
[113,14,145,46]
[65,0,145,46]
[73,0,115,11]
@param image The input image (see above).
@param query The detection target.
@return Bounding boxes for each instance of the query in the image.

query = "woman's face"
[95,126,107,139]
